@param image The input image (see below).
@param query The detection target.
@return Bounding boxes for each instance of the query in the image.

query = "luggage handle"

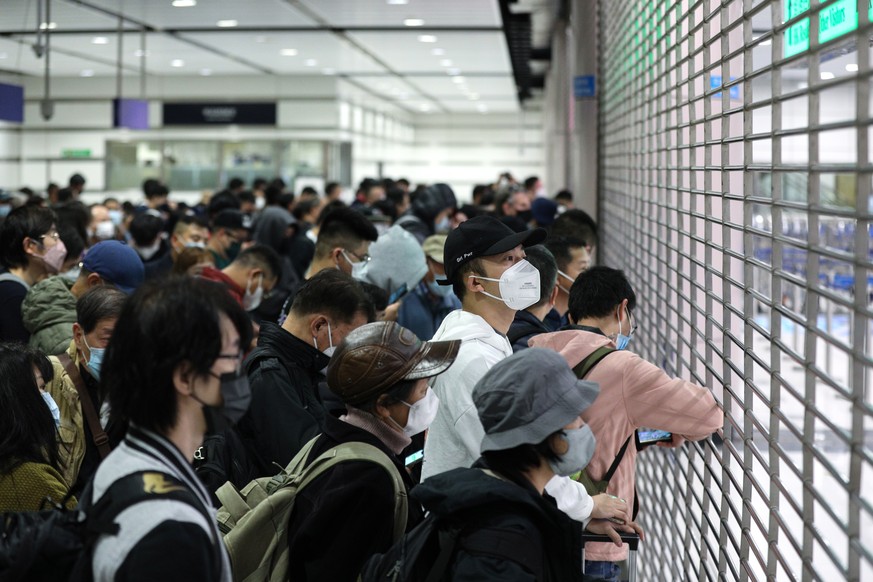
[580,530,640,551]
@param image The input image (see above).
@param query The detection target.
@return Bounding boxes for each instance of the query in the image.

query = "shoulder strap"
[57,352,111,459]
[571,345,616,379]
[602,435,632,484]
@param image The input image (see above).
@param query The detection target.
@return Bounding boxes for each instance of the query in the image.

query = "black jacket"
[237,322,330,475]
[286,415,424,582]
[507,309,552,353]
[412,461,586,582]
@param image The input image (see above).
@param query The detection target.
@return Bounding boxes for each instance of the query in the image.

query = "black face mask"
[517,210,534,223]
[194,371,251,435]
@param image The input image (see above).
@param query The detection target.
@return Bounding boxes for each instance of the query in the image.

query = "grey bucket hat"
[473,348,600,453]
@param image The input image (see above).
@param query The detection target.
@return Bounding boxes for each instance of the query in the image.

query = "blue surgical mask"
[614,307,633,350]
[108,209,124,226]
[426,267,453,298]
[434,216,451,234]
[41,391,61,428]
[83,336,105,381]
[0,205,11,217]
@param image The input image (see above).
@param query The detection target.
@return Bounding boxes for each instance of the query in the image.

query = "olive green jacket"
[22,275,77,356]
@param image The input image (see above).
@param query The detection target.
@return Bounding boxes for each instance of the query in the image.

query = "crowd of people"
[0,172,722,581]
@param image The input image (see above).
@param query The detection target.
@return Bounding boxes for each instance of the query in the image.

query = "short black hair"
[550,209,598,247]
[523,176,539,190]
[58,223,85,267]
[481,435,560,489]
[253,177,267,188]
[76,286,127,334]
[232,245,282,281]
[0,206,57,269]
[359,281,389,314]
[208,191,241,219]
[54,201,90,247]
[104,277,252,434]
[315,200,346,226]
[325,182,341,197]
[69,173,86,187]
[128,213,165,246]
[396,178,410,188]
[0,342,59,472]
[544,235,587,272]
[554,190,573,203]
[568,266,637,322]
[142,179,161,198]
[493,191,512,216]
[452,257,485,302]
[265,185,283,206]
[523,245,557,310]
[314,207,378,260]
[237,190,256,205]
[278,192,295,210]
[300,186,318,197]
[292,199,320,221]
[385,186,406,207]
[290,269,374,324]
[228,177,245,191]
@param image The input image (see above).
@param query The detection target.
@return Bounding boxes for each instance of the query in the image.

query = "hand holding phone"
[635,428,673,448]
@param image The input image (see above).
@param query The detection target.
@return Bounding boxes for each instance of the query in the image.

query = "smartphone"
[388,283,408,305]
[404,449,424,467]
[636,428,673,445]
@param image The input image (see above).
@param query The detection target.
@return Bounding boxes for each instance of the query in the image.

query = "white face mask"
[341,250,368,280]
[94,220,115,240]
[242,272,264,312]
[395,387,440,437]
[136,239,162,261]
[313,320,336,357]
[255,196,266,210]
[470,258,541,311]
[557,269,575,294]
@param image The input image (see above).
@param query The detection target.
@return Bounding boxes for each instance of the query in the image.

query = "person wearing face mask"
[285,321,459,581]
[395,348,642,581]
[530,266,722,581]
[42,286,127,498]
[544,234,592,330]
[303,207,379,279]
[420,216,631,536]
[207,209,251,270]
[199,245,280,312]
[143,213,211,281]
[237,269,374,476]
[397,234,461,341]
[0,206,67,343]
[88,277,252,582]
[0,342,76,512]
[506,244,561,352]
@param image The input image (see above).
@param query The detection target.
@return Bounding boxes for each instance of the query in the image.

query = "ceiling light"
[387,0,408,4]
[419,104,432,112]
[431,48,445,56]
[280,48,298,56]
[446,68,461,76]
[846,63,859,72]
[172,0,197,6]
[216,19,238,27]
[476,104,489,113]
[468,93,480,100]
[440,59,453,67]
[200,68,212,76]
[820,71,835,80]
[135,49,150,57]
[418,35,437,43]
[404,18,425,27]
[0,53,7,59]
[92,36,109,45]
[304,59,317,67]
[452,76,465,84]
[171,59,185,67]
[39,22,57,30]
[322,68,336,75]
[398,92,410,99]
[80,69,95,77]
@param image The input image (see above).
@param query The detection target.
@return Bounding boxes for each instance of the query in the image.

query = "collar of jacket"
[512,309,552,334]
[255,321,330,371]
[560,323,605,336]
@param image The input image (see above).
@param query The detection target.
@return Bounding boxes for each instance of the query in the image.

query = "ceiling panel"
[0,1,135,32]
[298,0,501,28]
[83,0,317,30]
[402,74,516,97]
[347,31,511,74]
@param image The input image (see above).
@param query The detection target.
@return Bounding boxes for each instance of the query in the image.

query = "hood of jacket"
[21,276,77,354]
[431,310,510,353]
[529,328,614,367]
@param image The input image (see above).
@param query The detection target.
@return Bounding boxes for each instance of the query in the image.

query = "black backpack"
[193,427,258,507]
[360,500,544,582]
[0,470,197,582]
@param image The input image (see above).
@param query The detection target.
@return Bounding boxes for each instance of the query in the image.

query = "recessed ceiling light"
[304,59,317,67]
[39,22,57,30]
[92,36,109,45]
[477,104,488,113]
[452,76,465,84]
[418,35,437,43]
[135,49,150,57]
[80,69,95,77]
[172,0,197,6]
[446,68,461,76]
[322,68,336,75]
[171,59,185,67]
[216,19,238,27]
[419,104,432,112]
[398,92,410,99]
[820,72,834,80]
[404,18,425,27]
[280,48,298,56]
[846,63,859,72]
[431,48,445,56]
[200,68,212,76]
[439,59,453,67]
[0,53,7,59]
[468,93,480,100]
[387,0,408,4]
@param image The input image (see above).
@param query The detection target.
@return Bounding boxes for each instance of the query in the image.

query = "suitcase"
[581,530,640,582]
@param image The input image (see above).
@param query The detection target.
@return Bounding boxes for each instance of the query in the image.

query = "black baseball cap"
[213,209,252,231]
[440,215,546,285]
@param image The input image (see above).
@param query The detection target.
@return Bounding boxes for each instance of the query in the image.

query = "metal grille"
[597,0,873,580]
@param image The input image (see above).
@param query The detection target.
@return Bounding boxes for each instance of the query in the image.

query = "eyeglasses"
[39,231,60,241]
[216,352,244,373]
[627,309,638,335]
[342,249,371,264]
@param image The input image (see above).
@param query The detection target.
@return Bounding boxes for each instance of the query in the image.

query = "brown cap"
[327,321,460,406]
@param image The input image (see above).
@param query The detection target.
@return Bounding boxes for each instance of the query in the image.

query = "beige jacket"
[46,341,86,489]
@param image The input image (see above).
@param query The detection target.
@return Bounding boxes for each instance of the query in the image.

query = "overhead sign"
[574,75,596,99]
[62,149,92,158]
[113,98,149,130]
[784,0,868,58]
[162,102,276,126]
[0,83,24,123]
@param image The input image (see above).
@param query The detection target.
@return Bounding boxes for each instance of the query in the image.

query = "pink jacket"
[529,329,722,561]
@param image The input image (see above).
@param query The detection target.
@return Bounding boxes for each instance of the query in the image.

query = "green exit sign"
[61,149,92,158]
[784,0,867,57]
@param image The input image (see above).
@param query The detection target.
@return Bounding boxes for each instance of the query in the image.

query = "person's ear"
[172,361,195,397]
[87,272,103,288]
[309,314,328,338]
[549,431,569,456]
[548,284,559,307]
[331,247,344,264]
[465,271,484,294]
[72,322,84,346]
[373,394,393,420]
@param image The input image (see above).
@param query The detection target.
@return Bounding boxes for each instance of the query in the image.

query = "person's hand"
[656,434,686,448]
[591,493,630,524]
[586,519,646,547]
[381,301,401,322]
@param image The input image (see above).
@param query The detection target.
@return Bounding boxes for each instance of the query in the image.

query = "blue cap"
[82,241,145,294]
[531,197,559,227]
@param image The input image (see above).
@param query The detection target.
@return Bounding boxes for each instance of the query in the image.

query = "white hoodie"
[421,309,594,525]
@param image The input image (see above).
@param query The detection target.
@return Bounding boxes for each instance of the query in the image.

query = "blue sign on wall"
[574,75,596,99]
[0,83,24,123]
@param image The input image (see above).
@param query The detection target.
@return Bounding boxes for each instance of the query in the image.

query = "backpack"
[193,427,258,508]
[360,471,545,582]
[0,470,198,582]
[216,436,408,582]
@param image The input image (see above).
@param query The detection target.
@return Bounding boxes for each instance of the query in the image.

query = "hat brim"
[481,226,547,257]
[480,378,600,453]
[403,338,461,381]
